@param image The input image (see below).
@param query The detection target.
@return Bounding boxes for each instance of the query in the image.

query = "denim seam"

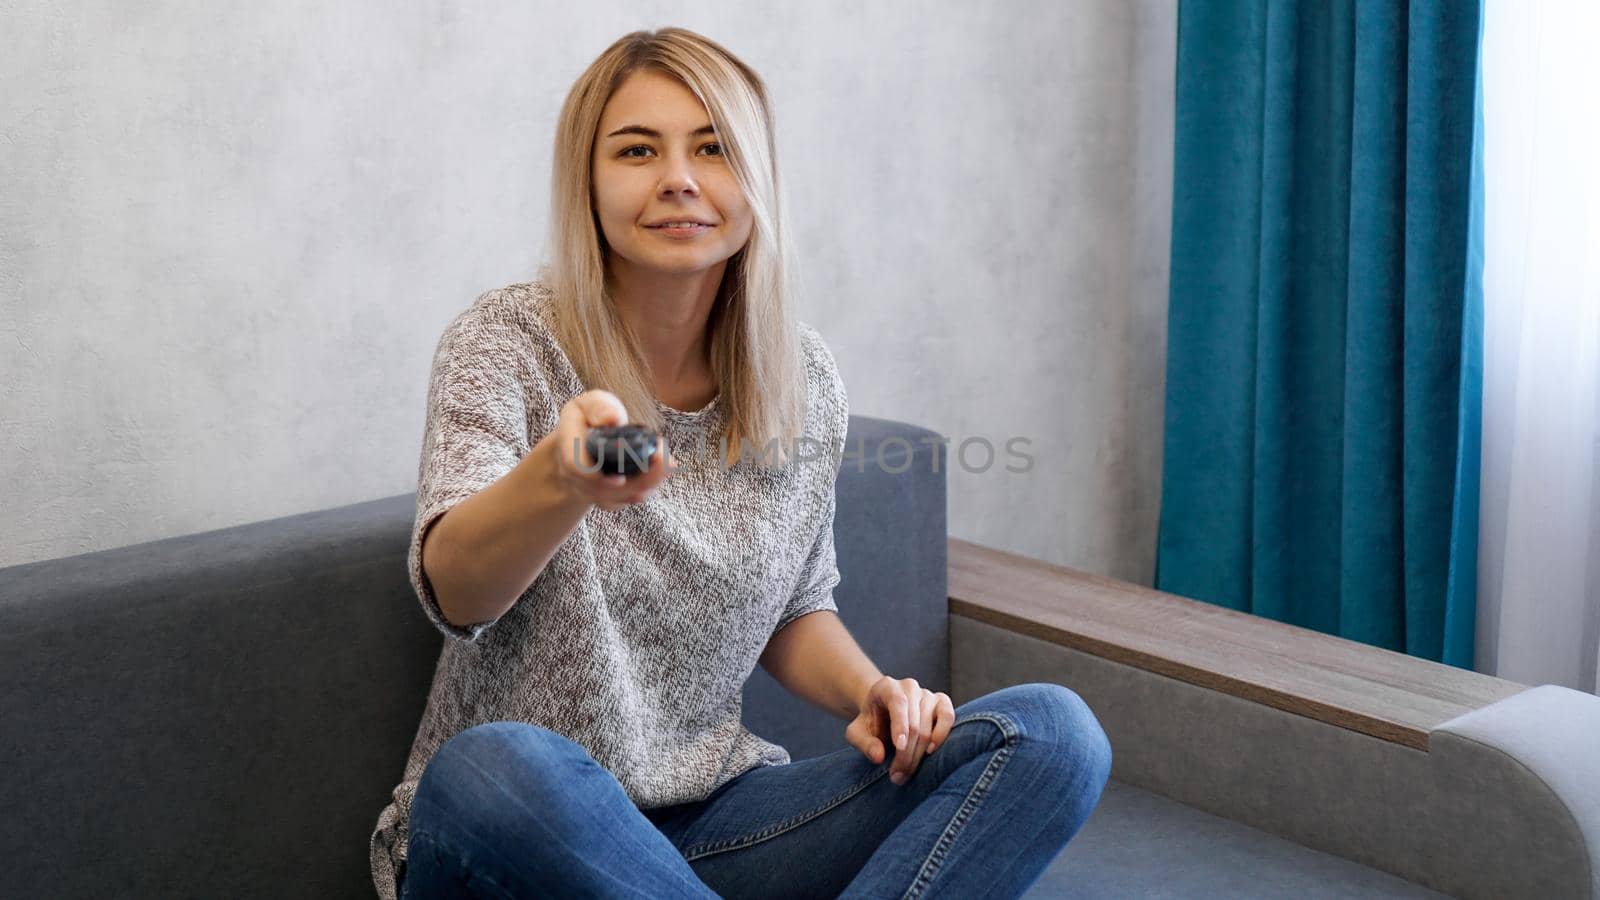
[680,763,892,860]
[902,711,1020,899]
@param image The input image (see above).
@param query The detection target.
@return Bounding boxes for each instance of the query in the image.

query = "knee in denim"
[1006,683,1113,773]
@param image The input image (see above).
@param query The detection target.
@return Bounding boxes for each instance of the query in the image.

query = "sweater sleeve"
[774,483,842,635]
[774,327,849,635]
[408,308,548,644]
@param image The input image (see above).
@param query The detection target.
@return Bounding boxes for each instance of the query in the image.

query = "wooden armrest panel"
[949,537,1528,750]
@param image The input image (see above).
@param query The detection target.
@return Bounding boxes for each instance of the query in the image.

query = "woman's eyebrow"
[604,124,717,140]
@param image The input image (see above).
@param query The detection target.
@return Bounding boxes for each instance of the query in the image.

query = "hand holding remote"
[540,389,677,512]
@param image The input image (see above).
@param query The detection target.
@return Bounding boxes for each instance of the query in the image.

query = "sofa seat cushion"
[1028,779,1450,899]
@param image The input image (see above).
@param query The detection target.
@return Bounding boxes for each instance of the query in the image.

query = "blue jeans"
[398,682,1112,899]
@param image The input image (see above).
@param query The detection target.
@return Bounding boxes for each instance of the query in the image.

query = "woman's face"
[591,69,755,280]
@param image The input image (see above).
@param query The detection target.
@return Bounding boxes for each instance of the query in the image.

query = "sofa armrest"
[948,537,1597,900]
[1432,685,1599,899]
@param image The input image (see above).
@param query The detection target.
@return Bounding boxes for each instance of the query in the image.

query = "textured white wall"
[0,1,1175,583]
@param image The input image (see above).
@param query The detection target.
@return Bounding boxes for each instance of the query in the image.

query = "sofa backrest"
[0,414,946,899]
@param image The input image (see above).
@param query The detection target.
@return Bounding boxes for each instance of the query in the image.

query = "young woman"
[370,27,1112,900]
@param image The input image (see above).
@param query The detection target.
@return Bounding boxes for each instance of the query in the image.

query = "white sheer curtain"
[1477,0,1600,694]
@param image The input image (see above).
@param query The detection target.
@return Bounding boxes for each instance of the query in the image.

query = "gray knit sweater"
[368,282,847,900]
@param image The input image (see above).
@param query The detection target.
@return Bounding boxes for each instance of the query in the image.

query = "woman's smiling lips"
[645,222,714,238]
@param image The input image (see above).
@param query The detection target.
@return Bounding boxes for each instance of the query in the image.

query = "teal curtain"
[1155,0,1485,669]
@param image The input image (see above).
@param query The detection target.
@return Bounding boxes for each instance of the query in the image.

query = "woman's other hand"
[846,676,955,785]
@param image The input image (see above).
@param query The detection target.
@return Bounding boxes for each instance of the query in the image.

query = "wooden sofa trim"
[948,538,1528,751]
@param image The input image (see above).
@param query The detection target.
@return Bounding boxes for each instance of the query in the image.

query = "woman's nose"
[659,177,698,197]
[658,157,699,195]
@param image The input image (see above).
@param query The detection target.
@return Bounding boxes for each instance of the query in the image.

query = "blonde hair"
[537,27,807,471]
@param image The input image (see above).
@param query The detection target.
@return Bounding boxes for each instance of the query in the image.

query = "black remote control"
[584,424,660,477]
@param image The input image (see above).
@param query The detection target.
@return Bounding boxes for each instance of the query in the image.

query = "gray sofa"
[3,414,1596,898]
